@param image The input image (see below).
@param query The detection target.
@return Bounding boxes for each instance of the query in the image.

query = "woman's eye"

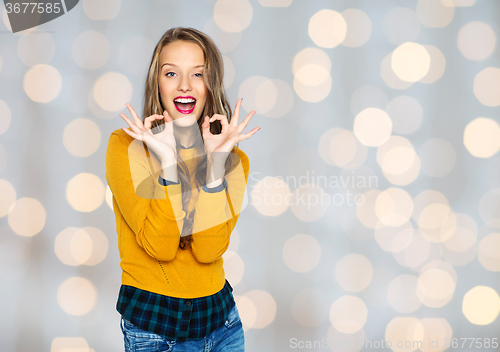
[165,72,202,77]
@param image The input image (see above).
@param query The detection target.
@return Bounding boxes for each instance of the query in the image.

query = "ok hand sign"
[202,98,260,162]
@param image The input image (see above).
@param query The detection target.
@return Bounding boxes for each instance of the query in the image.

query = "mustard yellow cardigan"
[105,128,249,298]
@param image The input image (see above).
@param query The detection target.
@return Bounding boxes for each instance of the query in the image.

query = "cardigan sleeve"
[105,129,186,262]
[190,148,249,264]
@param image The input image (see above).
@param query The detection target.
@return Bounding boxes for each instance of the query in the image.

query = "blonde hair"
[142,27,239,250]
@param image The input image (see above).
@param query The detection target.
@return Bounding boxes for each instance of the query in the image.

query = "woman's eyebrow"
[160,63,204,69]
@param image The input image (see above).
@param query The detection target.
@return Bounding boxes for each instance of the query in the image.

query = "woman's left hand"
[202,98,260,163]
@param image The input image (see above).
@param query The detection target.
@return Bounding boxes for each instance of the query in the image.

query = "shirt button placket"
[179,299,194,341]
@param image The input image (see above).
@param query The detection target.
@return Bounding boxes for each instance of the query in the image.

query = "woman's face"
[158,40,207,127]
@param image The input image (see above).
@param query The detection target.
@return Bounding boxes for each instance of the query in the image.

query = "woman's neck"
[175,124,203,149]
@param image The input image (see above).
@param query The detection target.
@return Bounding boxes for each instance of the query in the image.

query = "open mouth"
[173,97,196,114]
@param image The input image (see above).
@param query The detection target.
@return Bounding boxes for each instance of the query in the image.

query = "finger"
[210,114,229,133]
[209,114,229,126]
[230,98,243,126]
[237,127,260,141]
[125,104,145,129]
[162,110,174,134]
[144,114,163,130]
[236,110,257,133]
[202,115,213,137]
[121,126,143,141]
[163,109,173,123]
[119,113,143,134]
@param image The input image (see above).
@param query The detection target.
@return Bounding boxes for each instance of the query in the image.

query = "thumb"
[163,110,172,122]
[202,116,211,134]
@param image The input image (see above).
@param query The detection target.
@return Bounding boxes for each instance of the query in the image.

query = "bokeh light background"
[1,0,500,351]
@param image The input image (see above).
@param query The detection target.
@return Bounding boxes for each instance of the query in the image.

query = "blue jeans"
[120,302,245,352]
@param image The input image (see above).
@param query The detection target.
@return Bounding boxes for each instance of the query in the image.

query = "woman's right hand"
[119,104,177,163]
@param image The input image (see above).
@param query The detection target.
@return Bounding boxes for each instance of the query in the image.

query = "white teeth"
[174,98,195,103]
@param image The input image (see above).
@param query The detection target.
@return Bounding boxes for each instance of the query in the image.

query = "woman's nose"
[178,77,192,92]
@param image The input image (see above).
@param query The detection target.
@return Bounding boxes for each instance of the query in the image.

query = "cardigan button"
[185,300,192,306]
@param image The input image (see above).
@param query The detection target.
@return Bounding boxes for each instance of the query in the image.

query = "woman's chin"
[172,113,198,127]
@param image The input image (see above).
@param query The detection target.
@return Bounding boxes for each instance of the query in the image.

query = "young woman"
[105,27,259,352]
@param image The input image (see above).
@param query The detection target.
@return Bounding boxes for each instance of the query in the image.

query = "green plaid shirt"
[117,279,235,342]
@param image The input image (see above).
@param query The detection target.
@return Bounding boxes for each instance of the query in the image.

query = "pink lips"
[173,95,196,114]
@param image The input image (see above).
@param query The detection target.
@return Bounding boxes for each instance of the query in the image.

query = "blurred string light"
[0,179,16,217]
[282,234,321,273]
[24,64,62,103]
[376,136,421,185]
[234,295,256,331]
[290,184,329,222]
[63,118,101,157]
[353,108,393,147]
[93,72,133,112]
[416,0,454,28]
[223,250,245,286]
[292,47,331,102]
[0,0,499,349]
[478,232,500,271]
[250,176,291,216]
[8,198,46,237]
[308,10,347,49]
[241,290,277,329]
[463,117,500,158]
[473,68,500,107]
[239,76,294,118]
[82,0,121,20]
[214,0,253,33]
[335,253,373,292]
[66,173,106,212]
[417,261,456,307]
[57,277,97,316]
[203,18,242,53]
[391,42,431,82]
[462,286,500,325]
[319,128,368,169]
[457,21,496,61]
[329,295,367,333]
[105,185,114,210]
[51,337,95,352]
[440,0,476,6]
[54,227,109,266]
[340,9,372,48]
[257,0,293,7]
[375,187,413,227]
